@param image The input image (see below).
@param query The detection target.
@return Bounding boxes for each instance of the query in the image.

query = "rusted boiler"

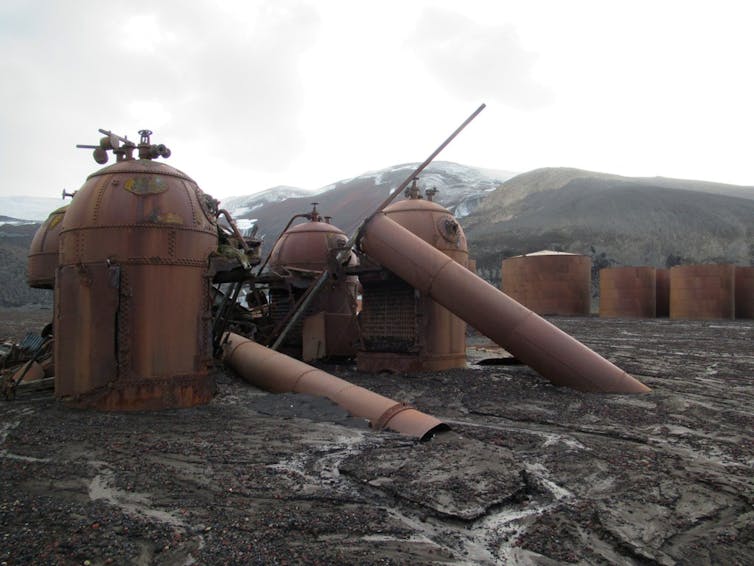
[502,252,592,316]
[357,184,468,372]
[599,267,656,318]
[27,206,68,289]
[669,264,735,320]
[54,130,218,409]
[266,205,359,360]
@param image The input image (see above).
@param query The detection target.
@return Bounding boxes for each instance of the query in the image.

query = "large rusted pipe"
[359,213,650,393]
[222,333,447,439]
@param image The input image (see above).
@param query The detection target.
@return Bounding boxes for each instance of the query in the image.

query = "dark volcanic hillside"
[464,169,754,284]
[0,223,52,308]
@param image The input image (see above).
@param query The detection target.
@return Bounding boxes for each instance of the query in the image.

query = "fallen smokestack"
[222,333,447,439]
[358,213,650,393]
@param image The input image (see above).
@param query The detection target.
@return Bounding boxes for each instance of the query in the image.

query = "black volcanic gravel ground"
[0,310,752,565]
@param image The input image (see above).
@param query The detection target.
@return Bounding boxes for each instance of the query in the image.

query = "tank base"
[57,373,217,411]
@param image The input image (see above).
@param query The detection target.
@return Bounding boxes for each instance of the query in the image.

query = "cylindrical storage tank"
[599,267,656,318]
[501,252,591,316]
[27,205,68,289]
[656,268,670,317]
[267,213,359,357]
[669,264,735,320]
[358,197,468,372]
[735,266,754,319]
[55,157,219,410]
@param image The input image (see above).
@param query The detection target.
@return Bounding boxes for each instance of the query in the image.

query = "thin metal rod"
[373,103,486,214]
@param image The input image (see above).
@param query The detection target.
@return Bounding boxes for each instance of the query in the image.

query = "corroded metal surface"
[27,206,68,289]
[357,197,468,372]
[268,217,350,274]
[267,213,359,357]
[222,333,446,439]
[359,212,650,393]
[670,264,735,320]
[655,268,670,317]
[502,253,592,316]
[735,266,754,319]
[55,152,218,410]
[599,266,656,318]
[302,312,360,362]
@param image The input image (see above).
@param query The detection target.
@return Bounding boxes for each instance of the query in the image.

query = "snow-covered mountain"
[220,186,314,218]
[315,161,515,219]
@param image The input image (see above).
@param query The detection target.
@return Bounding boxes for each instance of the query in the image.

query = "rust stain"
[154,212,184,225]
[123,176,168,195]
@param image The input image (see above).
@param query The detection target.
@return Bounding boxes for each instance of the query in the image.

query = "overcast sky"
[2,0,754,203]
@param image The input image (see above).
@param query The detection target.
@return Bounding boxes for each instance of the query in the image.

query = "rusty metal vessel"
[502,252,592,316]
[27,206,68,289]
[669,264,735,320]
[54,130,218,409]
[266,205,359,359]
[599,266,656,318]
[357,183,468,372]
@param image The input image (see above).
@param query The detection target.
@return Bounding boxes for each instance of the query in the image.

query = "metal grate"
[360,281,417,351]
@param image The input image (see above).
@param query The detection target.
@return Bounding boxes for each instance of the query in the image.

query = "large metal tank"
[55,130,218,409]
[655,268,670,317]
[501,252,591,316]
[669,264,735,320]
[27,205,68,289]
[357,186,468,372]
[267,207,359,359]
[599,266,656,318]
[735,266,754,319]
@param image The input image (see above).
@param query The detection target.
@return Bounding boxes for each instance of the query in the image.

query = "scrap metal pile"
[0,331,53,400]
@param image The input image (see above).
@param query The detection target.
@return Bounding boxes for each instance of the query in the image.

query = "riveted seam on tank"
[92,175,109,224]
[117,269,131,378]
[75,232,85,263]
[122,257,209,267]
[199,276,212,364]
[183,180,200,226]
[64,223,216,235]
[168,230,176,257]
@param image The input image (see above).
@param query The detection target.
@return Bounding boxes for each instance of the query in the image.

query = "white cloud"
[408,6,552,109]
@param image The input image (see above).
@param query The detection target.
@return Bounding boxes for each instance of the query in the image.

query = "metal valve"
[76,128,171,164]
